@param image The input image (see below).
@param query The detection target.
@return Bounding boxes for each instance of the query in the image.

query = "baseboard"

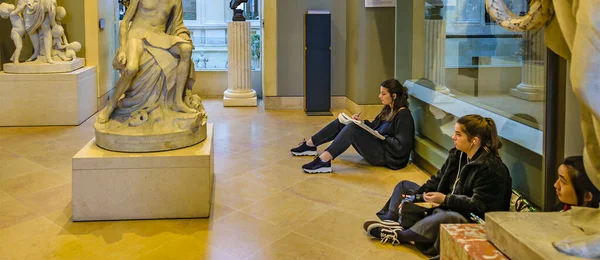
[412,135,448,175]
[344,98,383,120]
[264,96,346,110]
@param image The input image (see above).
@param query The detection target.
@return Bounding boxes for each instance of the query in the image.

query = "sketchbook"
[337,113,386,140]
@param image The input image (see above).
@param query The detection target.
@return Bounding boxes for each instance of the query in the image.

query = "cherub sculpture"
[0,2,26,64]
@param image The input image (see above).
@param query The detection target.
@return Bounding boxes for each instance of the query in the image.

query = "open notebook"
[337,113,385,140]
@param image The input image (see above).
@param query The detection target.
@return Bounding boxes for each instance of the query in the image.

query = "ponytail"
[484,118,502,156]
[457,115,503,156]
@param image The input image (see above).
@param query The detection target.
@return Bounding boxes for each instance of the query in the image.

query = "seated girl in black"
[363,114,513,256]
[290,79,415,173]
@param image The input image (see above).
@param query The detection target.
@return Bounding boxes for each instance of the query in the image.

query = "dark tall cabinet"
[304,11,331,116]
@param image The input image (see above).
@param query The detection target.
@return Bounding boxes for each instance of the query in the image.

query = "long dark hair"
[563,156,600,208]
[456,114,502,156]
[378,79,409,121]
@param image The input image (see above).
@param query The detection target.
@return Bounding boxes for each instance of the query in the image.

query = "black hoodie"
[416,147,512,220]
[365,108,415,170]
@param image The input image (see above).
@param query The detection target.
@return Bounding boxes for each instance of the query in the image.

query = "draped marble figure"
[486,0,600,258]
[94,0,207,152]
[0,0,81,66]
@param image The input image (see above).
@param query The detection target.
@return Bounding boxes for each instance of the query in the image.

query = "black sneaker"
[301,156,332,173]
[362,219,401,232]
[367,226,403,245]
[291,139,317,156]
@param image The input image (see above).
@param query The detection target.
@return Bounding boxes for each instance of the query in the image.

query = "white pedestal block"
[223,96,258,107]
[3,58,85,74]
[486,212,586,260]
[510,86,545,101]
[0,66,97,126]
[72,124,214,221]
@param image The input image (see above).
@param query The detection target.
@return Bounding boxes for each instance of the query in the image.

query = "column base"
[223,96,258,107]
[510,88,545,102]
[435,85,451,94]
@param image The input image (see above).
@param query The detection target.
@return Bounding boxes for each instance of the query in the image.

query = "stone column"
[510,30,546,101]
[224,21,257,107]
[424,19,450,94]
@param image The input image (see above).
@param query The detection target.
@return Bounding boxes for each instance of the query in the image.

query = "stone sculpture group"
[94,0,207,153]
[0,0,81,64]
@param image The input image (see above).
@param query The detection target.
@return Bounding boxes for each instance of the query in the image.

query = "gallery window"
[404,0,547,207]
[182,0,261,71]
[118,0,261,71]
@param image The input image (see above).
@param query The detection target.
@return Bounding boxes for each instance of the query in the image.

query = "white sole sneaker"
[363,220,402,232]
[302,167,332,174]
[291,150,318,156]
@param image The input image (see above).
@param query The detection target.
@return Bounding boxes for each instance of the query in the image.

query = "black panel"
[306,49,331,112]
[304,13,331,114]
[305,14,331,49]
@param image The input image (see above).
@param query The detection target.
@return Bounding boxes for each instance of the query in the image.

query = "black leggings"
[311,118,386,166]
[376,180,421,221]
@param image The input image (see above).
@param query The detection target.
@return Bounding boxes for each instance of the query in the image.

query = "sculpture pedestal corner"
[0,66,97,126]
[72,124,215,221]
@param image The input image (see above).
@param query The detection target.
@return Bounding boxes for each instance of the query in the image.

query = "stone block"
[72,124,214,221]
[223,96,258,107]
[485,212,587,260]
[441,224,508,260]
[0,67,97,126]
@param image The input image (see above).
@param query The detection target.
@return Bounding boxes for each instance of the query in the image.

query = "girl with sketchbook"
[290,79,415,173]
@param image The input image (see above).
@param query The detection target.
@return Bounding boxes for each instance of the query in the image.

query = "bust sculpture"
[94,0,207,152]
[229,0,248,21]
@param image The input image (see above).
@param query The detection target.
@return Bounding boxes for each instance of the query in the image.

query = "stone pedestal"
[441,224,509,260]
[72,124,214,221]
[510,30,546,101]
[425,19,450,94]
[486,212,586,260]
[0,66,97,126]
[224,21,257,107]
[3,58,85,74]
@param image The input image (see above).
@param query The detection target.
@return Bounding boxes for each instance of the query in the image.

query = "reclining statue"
[485,0,600,258]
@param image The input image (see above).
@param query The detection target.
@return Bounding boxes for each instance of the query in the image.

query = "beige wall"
[192,71,263,97]
[345,2,395,105]
[57,0,87,58]
[95,0,118,98]
[263,0,277,96]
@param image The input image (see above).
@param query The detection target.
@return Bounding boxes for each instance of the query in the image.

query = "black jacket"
[416,147,512,220]
[365,108,415,170]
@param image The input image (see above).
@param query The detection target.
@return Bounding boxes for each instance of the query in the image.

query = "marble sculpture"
[0,0,81,64]
[486,0,600,258]
[94,0,207,153]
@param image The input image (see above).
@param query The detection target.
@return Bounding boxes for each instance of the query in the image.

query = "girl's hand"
[352,114,361,120]
[423,192,446,205]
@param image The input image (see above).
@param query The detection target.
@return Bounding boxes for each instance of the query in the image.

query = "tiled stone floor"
[0,99,431,259]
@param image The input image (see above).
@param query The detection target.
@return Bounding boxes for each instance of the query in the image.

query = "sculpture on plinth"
[94,0,207,153]
[0,0,83,73]
[486,0,600,258]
